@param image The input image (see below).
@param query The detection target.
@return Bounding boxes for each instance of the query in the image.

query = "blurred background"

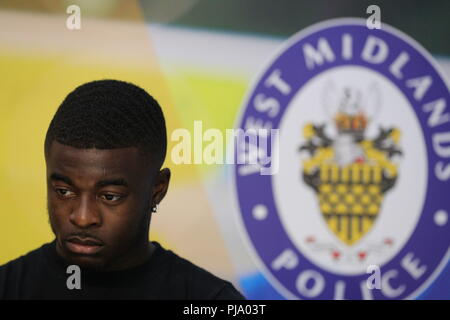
[0,0,448,299]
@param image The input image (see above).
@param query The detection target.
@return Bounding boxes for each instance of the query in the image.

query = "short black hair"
[44,79,167,169]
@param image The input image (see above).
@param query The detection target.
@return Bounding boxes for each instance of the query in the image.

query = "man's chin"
[64,254,108,272]
[57,240,108,271]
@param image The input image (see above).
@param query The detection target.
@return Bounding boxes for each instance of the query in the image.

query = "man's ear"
[151,168,171,206]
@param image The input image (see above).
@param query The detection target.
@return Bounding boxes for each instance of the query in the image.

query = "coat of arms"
[300,82,403,245]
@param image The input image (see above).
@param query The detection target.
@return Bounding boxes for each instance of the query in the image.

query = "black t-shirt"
[0,240,245,300]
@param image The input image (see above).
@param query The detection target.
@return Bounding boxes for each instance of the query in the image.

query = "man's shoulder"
[0,242,52,299]
[0,242,51,274]
[153,242,245,300]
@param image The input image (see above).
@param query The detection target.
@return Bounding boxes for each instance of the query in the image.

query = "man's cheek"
[107,217,138,243]
[48,204,67,234]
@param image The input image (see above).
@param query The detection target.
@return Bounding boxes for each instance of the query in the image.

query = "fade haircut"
[44,79,167,170]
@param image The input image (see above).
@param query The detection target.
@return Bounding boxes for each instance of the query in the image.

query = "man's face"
[45,140,168,271]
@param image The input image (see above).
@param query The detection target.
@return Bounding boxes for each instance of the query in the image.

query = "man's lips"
[65,236,104,255]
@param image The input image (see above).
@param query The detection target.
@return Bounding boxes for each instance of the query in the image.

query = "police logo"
[233,19,450,299]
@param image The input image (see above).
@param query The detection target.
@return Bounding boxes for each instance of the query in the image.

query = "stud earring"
[151,204,159,213]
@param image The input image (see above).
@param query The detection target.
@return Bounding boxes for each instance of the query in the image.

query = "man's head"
[44,80,170,271]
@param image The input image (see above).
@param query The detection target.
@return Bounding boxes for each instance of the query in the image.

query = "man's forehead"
[47,141,148,172]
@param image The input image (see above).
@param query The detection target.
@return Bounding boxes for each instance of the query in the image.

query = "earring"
[151,204,159,213]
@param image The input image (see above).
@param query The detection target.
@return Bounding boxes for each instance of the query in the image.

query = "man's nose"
[69,194,102,228]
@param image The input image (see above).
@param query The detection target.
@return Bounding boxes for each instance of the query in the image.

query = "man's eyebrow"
[95,178,128,188]
[50,173,128,188]
[50,173,73,186]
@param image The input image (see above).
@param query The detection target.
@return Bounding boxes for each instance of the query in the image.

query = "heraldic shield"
[299,87,403,245]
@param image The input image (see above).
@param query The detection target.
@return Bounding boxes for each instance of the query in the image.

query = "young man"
[0,80,245,300]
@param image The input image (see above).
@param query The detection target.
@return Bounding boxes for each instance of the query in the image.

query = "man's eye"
[102,194,122,202]
[55,188,74,197]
